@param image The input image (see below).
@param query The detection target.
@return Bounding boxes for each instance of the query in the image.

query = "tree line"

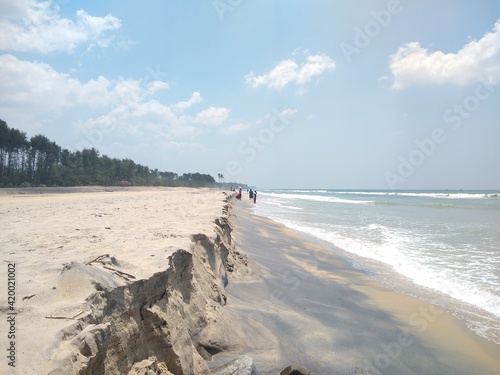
[0,119,215,188]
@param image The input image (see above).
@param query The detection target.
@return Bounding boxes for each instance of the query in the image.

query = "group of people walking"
[234,187,257,203]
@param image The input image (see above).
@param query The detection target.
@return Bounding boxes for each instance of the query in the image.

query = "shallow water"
[252,189,500,344]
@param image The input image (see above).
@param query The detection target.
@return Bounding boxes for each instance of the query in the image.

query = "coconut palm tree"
[217,173,224,185]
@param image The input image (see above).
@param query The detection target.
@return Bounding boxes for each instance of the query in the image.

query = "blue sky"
[1,0,499,189]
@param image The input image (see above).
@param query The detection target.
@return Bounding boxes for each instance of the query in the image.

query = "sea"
[251,189,500,345]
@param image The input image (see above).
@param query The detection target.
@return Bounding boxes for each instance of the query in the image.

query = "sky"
[0,0,499,190]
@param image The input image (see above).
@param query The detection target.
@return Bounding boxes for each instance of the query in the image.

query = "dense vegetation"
[0,119,215,188]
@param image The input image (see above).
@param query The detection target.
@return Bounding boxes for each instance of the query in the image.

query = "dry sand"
[1,187,499,374]
[0,187,233,374]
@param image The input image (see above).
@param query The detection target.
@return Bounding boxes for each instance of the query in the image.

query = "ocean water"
[252,189,500,344]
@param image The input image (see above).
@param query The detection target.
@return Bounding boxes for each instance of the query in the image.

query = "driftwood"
[46,310,84,320]
[103,265,136,279]
[85,254,109,265]
[86,254,136,279]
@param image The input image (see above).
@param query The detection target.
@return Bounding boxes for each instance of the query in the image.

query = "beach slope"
[217,199,500,374]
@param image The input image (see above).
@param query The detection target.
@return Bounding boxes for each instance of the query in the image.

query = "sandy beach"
[0,187,236,374]
[1,187,499,374]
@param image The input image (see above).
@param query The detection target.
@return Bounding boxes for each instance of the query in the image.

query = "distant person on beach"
[236,188,242,200]
[249,189,254,200]
[253,190,257,203]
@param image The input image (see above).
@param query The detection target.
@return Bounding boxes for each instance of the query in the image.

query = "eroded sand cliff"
[0,188,253,375]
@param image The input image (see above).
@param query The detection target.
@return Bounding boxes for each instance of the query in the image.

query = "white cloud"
[390,20,500,89]
[75,97,228,143]
[295,54,335,85]
[146,80,170,95]
[279,108,298,119]
[75,99,186,143]
[193,106,230,126]
[0,54,238,150]
[0,54,171,113]
[245,53,336,91]
[76,102,233,147]
[0,54,114,110]
[246,59,298,90]
[222,123,250,134]
[0,0,121,53]
[0,56,263,151]
[173,91,203,112]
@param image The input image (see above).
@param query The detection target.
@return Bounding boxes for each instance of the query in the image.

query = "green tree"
[81,148,99,184]
[29,135,60,186]
[5,127,29,186]
[0,119,220,189]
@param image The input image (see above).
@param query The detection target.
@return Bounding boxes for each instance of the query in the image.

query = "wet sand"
[217,198,500,374]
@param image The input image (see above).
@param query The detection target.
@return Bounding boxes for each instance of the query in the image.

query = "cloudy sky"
[1,0,499,189]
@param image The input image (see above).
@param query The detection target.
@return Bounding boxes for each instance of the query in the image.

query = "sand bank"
[216,198,500,374]
[0,187,242,374]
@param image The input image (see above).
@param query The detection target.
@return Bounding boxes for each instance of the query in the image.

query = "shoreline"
[222,198,500,374]
[249,189,500,346]
[277,218,500,347]
[1,186,498,374]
